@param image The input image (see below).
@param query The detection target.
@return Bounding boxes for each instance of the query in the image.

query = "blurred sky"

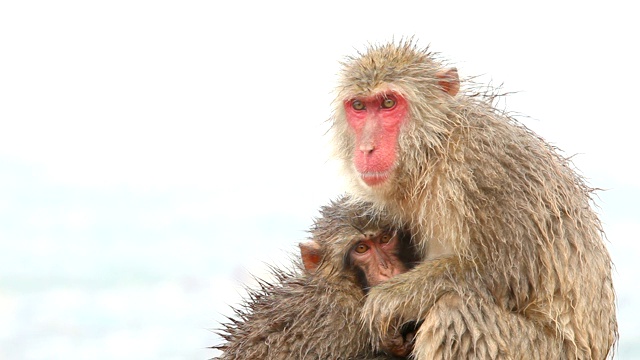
[0,1,639,359]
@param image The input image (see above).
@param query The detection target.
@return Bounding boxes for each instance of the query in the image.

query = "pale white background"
[0,1,638,359]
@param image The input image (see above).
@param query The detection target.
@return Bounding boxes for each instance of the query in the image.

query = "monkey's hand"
[362,259,458,354]
[383,320,420,357]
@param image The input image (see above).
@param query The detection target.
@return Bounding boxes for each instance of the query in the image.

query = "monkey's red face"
[344,93,408,187]
[350,232,407,287]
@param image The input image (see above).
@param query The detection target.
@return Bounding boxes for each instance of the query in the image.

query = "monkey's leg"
[361,259,568,358]
[411,293,564,360]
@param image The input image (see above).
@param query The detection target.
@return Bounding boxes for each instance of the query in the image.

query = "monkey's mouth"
[359,170,392,186]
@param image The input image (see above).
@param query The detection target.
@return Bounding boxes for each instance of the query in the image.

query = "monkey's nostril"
[359,140,375,152]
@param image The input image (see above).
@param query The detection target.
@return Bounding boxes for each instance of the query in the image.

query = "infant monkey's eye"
[354,243,369,254]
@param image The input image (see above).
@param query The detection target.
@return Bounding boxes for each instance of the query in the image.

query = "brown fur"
[331,40,617,359]
[214,196,404,360]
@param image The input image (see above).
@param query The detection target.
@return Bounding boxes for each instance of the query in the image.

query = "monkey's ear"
[299,241,322,273]
[437,67,460,97]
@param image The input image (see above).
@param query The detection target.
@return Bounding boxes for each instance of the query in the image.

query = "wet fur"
[214,197,406,360]
[331,40,618,359]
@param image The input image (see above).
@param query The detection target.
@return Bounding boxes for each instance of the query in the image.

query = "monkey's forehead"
[337,42,442,97]
[314,225,397,248]
[312,210,393,233]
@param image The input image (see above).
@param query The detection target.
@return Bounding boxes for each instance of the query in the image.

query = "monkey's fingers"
[382,320,421,357]
[381,332,413,358]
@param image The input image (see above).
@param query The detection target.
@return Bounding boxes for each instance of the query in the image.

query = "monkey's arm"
[362,256,566,358]
[362,256,468,339]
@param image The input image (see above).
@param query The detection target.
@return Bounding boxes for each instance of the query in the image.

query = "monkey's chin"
[359,171,392,187]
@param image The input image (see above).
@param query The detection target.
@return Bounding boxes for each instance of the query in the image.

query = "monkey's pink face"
[344,93,408,187]
[350,232,406,286]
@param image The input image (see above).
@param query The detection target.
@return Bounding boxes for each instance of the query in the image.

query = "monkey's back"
[450,97,617,358]
[215,264,385,360]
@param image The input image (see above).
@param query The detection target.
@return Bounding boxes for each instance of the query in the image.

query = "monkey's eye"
[380,235,391,244]
[354,243,369,254]
[352,100,365,110]
[381,98,396,109]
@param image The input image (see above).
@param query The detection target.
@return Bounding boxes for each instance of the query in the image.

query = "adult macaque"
[214,197,418,360]
[331,40,617,359]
